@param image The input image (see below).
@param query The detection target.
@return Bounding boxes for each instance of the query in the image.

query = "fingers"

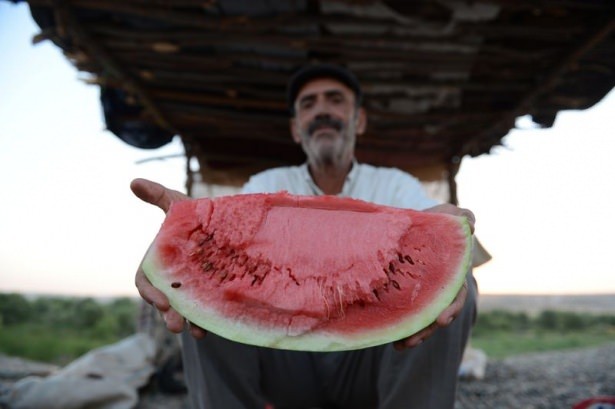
[135,267,170,311]
[162,310,207,337]
[425,204,475,234]
[189,323,208,339]
[131,178,203,337]
[436,280,468,327]
[394,280,469,351]
[448,206,475,234]
[394,322,438,350]
[459,208,475,234]
[130,178,189,213]
[137,267,207,337]
[161,309,186,333]
[135,267,181,332]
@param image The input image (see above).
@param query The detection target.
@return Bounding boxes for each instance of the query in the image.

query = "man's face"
[290,78,366,166]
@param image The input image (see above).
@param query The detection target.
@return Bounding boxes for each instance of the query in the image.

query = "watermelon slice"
[142,192,472,351]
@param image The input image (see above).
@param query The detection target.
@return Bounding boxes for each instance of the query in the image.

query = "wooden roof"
[25,0,615,186]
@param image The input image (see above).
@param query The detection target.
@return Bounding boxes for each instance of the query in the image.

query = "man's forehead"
[296,78,355,101]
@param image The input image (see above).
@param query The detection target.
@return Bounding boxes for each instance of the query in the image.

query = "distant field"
[478,294,615,314]
[1,293,613,363]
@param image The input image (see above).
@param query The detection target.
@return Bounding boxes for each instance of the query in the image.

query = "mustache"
[307,116,344,135]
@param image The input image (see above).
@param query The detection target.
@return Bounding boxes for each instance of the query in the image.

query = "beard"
[314,140,338,166]
[300,115,355,166]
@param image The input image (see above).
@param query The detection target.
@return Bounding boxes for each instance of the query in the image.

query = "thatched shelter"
[21,0,615,202]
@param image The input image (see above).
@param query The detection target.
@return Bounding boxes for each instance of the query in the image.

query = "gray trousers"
[181,274,477,409]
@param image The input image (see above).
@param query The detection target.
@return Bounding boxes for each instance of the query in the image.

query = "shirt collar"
[300,159,359,196]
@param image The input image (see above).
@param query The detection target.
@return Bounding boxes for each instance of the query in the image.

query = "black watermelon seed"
[404,255,415,265]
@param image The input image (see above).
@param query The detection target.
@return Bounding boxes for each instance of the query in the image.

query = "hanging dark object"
[100,87,174,149]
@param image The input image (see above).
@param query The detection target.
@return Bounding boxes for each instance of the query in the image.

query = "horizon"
[8,291,615,318]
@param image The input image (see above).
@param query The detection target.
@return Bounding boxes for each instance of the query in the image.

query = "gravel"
[136,343,615,409]
[455,343,615,409]
[3,343,614,408]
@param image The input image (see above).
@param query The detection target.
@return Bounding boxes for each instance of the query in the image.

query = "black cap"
[286,63,363,116]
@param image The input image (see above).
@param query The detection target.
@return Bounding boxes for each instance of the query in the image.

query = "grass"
[0,323,123,365]
[471,328,615,359]
[1,302,614,364]
[0,294,139,365]
[4,326,613,364]
[470,309,615,358]
[3,323,614,364]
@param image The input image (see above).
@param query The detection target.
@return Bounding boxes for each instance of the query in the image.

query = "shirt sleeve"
[390,170,440,210]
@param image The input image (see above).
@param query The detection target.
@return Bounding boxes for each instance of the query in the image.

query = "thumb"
[130,178,188,213]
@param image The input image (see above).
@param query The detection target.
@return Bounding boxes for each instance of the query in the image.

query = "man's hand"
[426,203,475,234]
[131,178,207,339]
[392,203,475,350]
[393,279,469,350]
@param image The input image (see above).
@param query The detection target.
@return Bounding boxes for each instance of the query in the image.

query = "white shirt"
[242,161,439,210]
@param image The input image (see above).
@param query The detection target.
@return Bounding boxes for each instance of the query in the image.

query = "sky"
[1,3,614,297]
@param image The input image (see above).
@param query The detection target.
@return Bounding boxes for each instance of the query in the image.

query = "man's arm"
[131,178,206,339]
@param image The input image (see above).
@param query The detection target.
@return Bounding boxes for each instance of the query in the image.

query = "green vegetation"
[0,293,139,364]
[1,293,614,364]
[471,309,615,359]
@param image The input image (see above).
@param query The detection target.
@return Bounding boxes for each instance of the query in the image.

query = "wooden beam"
[468,16,615,157]
[51,0,177,133]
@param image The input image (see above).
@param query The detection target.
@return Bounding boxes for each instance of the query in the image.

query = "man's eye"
[300,100,314,110]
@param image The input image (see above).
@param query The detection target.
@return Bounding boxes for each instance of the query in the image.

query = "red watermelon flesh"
[142,192,472,351]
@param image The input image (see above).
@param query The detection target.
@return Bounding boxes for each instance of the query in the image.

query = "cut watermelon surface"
[142,192,472,351]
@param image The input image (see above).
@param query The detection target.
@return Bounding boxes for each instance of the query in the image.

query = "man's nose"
[312,97,333,116]
[314,112,333,121]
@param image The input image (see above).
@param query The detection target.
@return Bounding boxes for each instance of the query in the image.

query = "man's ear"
[355,107,367,135]
[290,118,302,144]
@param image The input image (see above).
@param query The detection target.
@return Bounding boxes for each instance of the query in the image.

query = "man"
[132,64,477,408]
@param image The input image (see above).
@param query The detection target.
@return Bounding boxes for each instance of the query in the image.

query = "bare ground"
[455,343,615,409]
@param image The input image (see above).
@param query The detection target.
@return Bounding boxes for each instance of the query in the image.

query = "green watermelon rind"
[142,217,472,352]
